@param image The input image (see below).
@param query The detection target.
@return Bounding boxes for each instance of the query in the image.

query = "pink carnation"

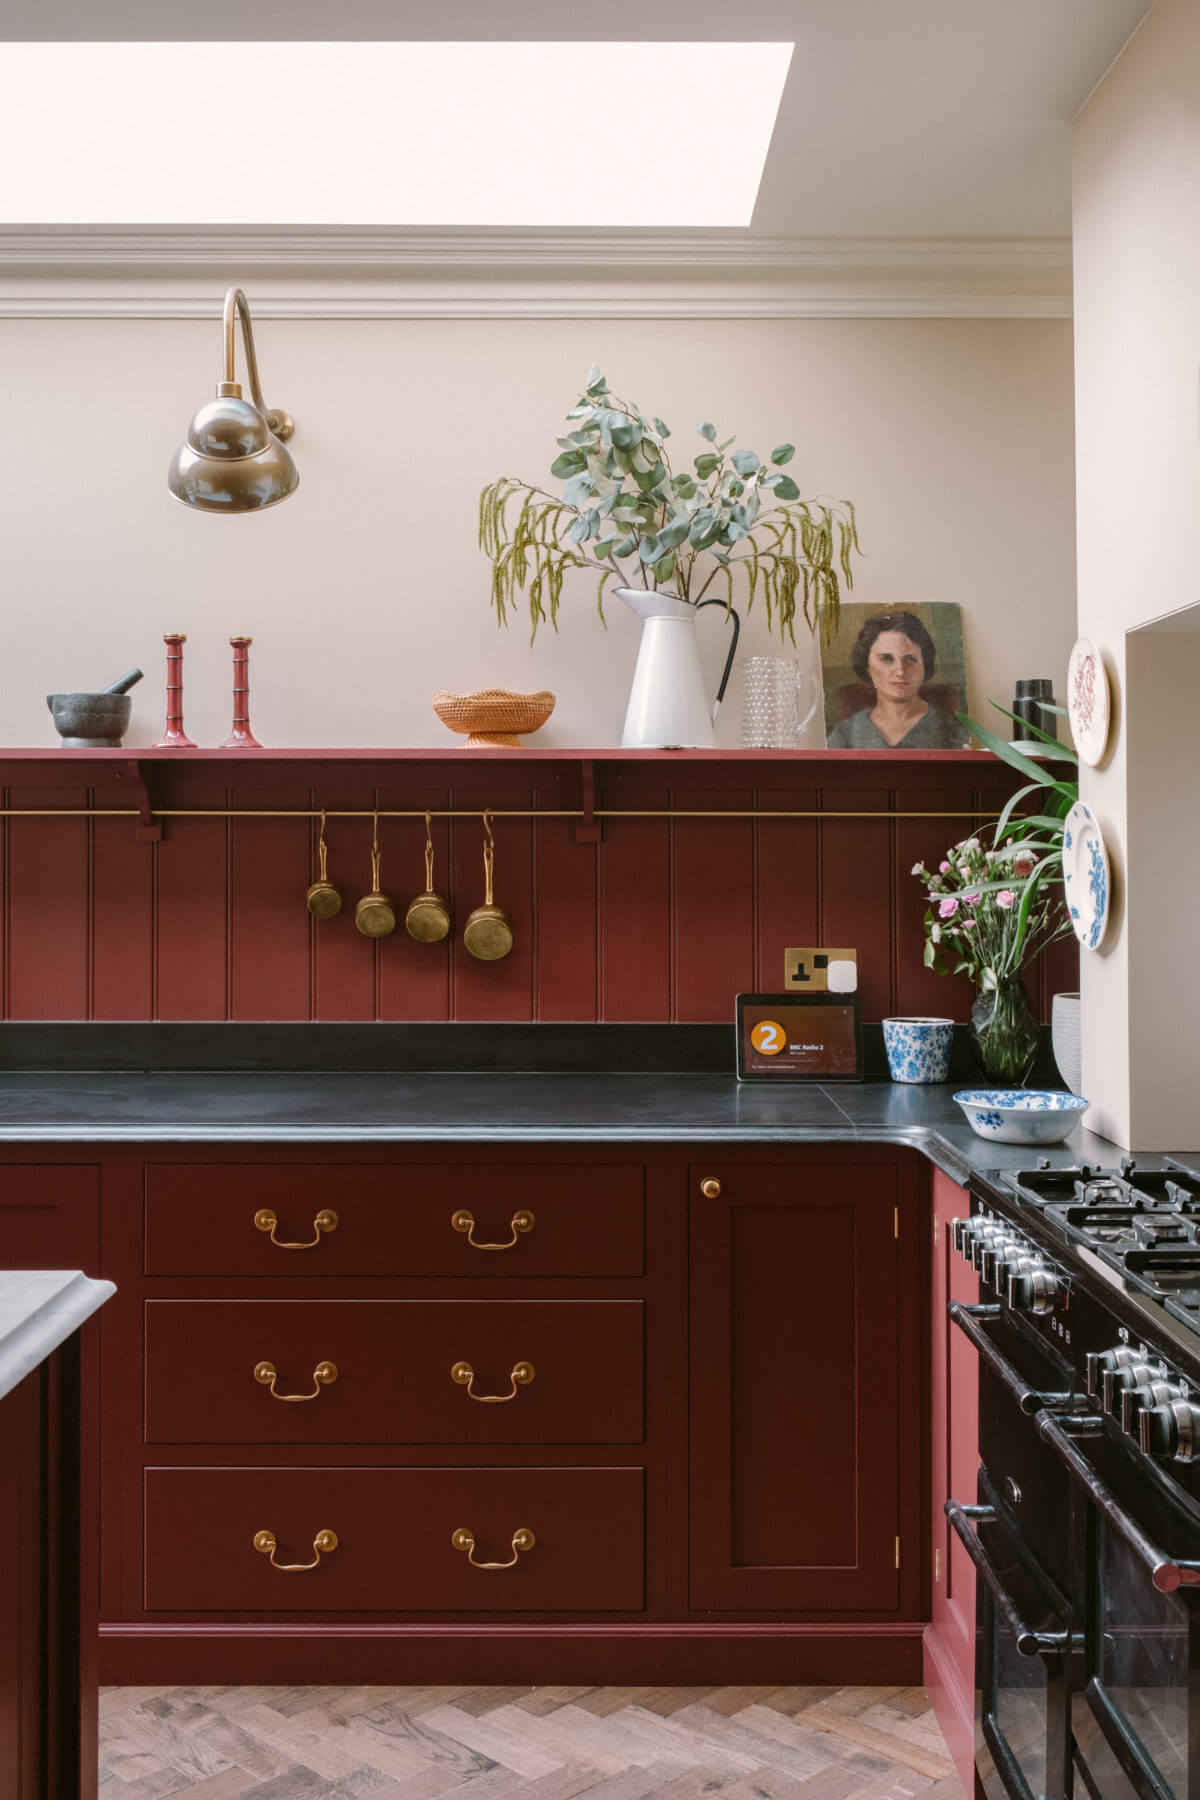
[939,860,951,874]
[963,890,981,906]
[938,897,959,920]
[996,889,1016,909]
[1013,853,1035,880]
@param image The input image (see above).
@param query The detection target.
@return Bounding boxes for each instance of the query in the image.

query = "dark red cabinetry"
[144,1161,646,1278]
[0,1164,99,1269]
[0,1325,103,1800]
[145,1299,646,1444]
[924,1168,980,1790]
[688,1155,922,1617]
[0,1142,935,1686]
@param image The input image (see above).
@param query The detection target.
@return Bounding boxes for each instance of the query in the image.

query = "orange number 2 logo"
[750,1020,786,1056]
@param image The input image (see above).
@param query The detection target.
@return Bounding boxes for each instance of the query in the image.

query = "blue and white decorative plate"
[954,1088,1091,1145]
[1062,800,1110,952]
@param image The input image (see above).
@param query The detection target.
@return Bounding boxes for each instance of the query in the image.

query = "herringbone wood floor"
[98,1685,967,1798]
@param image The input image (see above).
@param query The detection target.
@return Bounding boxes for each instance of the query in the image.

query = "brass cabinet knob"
[254,1207,338,1249]
[451,1207,535,1250]
[451,1526,535,1569]
[450,1359,535,1403]
[700,1178,722,1199]
[253,1527,338,1571]
[254,1359,338,1402]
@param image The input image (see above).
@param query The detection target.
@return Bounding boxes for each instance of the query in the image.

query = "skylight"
[0,42,793,228]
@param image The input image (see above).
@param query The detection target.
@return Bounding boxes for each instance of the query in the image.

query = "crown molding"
[0,228,1073,319]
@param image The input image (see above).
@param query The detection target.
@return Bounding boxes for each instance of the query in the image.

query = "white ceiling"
[0,0,1155,238]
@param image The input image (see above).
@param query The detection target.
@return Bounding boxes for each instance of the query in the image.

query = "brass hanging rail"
[0,806,998,822]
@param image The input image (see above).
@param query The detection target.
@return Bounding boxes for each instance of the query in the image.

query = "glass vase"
[970,977,1039,1086]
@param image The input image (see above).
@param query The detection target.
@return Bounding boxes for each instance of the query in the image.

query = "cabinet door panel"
[0,1165,100,1271]
[689,1159,903,1612]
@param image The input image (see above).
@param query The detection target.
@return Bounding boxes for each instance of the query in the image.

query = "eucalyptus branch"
[479,369,861,640]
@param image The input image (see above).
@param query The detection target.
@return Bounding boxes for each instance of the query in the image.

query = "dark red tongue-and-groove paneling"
[0,750,1077,1024]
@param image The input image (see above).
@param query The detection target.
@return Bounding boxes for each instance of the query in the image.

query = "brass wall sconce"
[167,286,298,513]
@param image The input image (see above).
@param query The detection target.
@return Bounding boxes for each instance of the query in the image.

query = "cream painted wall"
[1073,0,1200,1148]
[0,316,1074,752]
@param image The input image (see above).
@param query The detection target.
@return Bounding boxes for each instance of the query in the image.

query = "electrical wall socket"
[783,947,858,993]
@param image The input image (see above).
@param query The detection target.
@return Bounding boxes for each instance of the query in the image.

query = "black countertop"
[0,1070,1167,1188]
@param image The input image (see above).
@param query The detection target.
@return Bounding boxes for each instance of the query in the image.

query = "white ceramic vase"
[1051,991,1082,1094]
[616,588,740,748]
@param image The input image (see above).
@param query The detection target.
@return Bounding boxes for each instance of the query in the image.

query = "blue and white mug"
[882,1016,955,1084]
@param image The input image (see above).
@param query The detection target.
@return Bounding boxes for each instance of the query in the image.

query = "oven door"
[1036,1411,1200,1800]
[949,1475,1076,1800]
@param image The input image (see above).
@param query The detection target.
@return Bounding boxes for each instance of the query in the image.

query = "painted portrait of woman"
[825,608,970,750]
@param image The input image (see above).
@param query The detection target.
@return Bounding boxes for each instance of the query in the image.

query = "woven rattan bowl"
[432,689,555,748]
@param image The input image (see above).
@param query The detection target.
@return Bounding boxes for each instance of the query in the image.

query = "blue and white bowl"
[954,1088,1091,1145]
[883,1017,954,1084]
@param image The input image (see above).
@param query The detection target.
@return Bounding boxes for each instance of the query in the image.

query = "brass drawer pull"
[254,1359,338,1402]
[451,1207,535,1250]
[254,1206,338,1249]
[451,1526,535,1569]
[700,1178,722,1199]
[450,1359,535,1403]
[253,1527,339,1571]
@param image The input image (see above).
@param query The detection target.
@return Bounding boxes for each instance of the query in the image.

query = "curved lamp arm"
[221,286,294,442]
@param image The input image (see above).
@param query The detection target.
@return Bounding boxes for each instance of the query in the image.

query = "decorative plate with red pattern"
[1067,636,1110,766]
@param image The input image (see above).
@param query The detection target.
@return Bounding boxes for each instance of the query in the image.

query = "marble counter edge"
[0,1269,115,1403]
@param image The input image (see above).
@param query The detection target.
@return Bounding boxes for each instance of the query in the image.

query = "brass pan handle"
[254,1359,338,1402]
[451,1526,535,1569]
[254,1206,338,1249]
[451,1207,535,1250]
[253,1527,339,1571]
[450,1359,535,1403]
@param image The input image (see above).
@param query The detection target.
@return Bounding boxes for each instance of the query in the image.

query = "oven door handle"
[945,1501,1070,1657]
[1035,1410,1200,1594]
[947,1301,1071,1416]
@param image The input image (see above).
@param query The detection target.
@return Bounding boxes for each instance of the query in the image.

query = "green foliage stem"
[478,370,861,643]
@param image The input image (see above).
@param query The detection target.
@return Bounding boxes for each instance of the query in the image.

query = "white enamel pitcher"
[615,588,741,748]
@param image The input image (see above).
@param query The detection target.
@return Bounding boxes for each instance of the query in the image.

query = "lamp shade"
[168,389,298,513]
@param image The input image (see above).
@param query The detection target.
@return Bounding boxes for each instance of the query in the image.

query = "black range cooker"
[954,1156,1200,1800]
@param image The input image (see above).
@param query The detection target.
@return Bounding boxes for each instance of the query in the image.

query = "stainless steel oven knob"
[994,1250,1037,1296]
[980,1236,1020,1285]
[1086,1344,1141,1400]
[954,1216,985,1258]
[1121,1379,1186,1437]
[1007,1263,1058,1314]
[1102,1360,1161,1415]
[969,1221,1008,1271]
[1139,1397,1200,1463]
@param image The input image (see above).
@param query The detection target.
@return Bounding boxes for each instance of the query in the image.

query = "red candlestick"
[151,632,196,749]
[221,635,262,749]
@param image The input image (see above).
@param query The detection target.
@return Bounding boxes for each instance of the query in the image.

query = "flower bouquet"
[914,830,1071,1085]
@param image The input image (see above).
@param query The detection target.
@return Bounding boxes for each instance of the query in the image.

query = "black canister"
[1012,678,1057,743]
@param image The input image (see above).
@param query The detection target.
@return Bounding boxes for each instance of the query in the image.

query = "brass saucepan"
[306,811,342,919]
[463,812,513,961]
[355,814,396,938]
[405,812,451,943]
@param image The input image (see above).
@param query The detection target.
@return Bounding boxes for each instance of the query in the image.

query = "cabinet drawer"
[145,1299,645,1444]
[144,1466,645,1613]
[144,1163,645,1278]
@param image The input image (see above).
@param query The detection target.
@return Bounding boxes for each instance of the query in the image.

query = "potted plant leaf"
[912,701,1080,1085]
[478,367,860,746]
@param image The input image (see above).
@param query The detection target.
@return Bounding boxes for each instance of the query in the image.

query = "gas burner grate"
[1073,1177,1133,1207]
[1123,1247,1200,1292]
